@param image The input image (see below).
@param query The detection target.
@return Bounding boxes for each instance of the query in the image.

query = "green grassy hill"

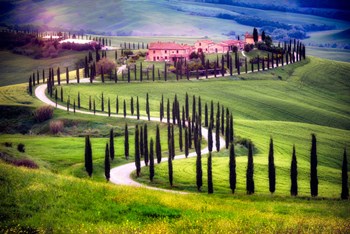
[0,56,349,232]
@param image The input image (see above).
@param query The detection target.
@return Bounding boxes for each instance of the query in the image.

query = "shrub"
[33,106,54,122]
[96,58,117,75]
[49,120,64,134]
[4,142,12,147]
[17,143,25,153]
[13,159,39,169]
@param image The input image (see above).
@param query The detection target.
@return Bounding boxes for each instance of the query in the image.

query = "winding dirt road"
[35,78,225,193]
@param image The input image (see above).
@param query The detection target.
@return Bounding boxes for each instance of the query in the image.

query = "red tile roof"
[149,42,192,50]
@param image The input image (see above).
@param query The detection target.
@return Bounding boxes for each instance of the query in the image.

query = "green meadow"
[0,55,349,232]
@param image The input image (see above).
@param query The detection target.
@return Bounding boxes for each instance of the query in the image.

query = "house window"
[199,42,201,46]
[153,57,156,61]
[165,50,167,53]
[153,50,155,53]
[176,50,179,53]
[157,56,159,60]
[165,56,167,60]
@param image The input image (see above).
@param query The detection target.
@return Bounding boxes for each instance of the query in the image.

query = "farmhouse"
[244,32,262,44]
[147,42,194,62]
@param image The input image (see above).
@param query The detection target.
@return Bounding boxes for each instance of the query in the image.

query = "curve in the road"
[35,78,226,194]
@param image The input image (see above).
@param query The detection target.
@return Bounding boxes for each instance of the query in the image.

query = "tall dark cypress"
[192,95,196,127]
[185,127,189,158]
[93,99,96,114]
[179,123,183,152]
[290,145,298,196]
[108,98,111,117]
[310,134,318,197]
[168,139,173,187]
[101,92,104,112]
[131,97,134,116]
[229,143,236,193]
[146,93,150,121]
[210,100,214,127]
[60,87,64,102]
[116,96,119,114]
[341,148,349,200]
[230,114,234,143]
[221,105,225,135]
[196,137,202,191]
[215,111,220,152]
[123,99,126,118]
[208,152,213,194]
[124,123,129,159]
[185,93,189,120]
[84,135,93,177]
[144,124,149,166]
[171,124,175,160]
[156,125,162,164]
[167,98,170,124]
[110,129,115,160]
[246,143,254,195]
[140,127,144,159]
[136,96,140,120]
[89,96,92,111]
[204,103,208,127]
[268,137,276,194]
[225,108,230,149]
[149,138,154,182]
[208,124,213,152]
[66,67,69,84]
[78,92,80,109]
[135,125,141,177]
[57,67,61,85]
[104,143,110,181]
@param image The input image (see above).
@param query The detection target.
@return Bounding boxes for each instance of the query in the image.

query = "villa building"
[244,32,262,44]
[147,42,194,62]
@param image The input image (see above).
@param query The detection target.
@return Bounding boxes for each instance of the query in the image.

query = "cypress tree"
[93,99,96,114]
[229,143,236,193]
[215,111,220,152]
[149,138,154,182]
[182,106,186,128]
[196,137,202,191]
[230,114,234,143]
[140,127,144,159]
[78,92,80,109]
[167,98,170,124]
[60,87,64,102]
[179,123,183,152]
[116,96,119,114]
[57,67,61,85]
[185,127,189,158]
[66,67,69,84]
[192,95,196,127]
[171,124,175,160]
[341,148,349,200]
[152,64,155,81]
[310,134,318,197]
[144,124,149,166]
[110,129,115,160]
[156,125,162,164]
[204,103,208,127]
[188,117,192,149]
[185,93,189,120]
[135,125,141,177]
[108,98,111,117]
[208,152,213,194]
[268,137,276,194]
[101,92,104,112]
[124,123,129,159]
[131,97,134,116]
[67,96,70,112]
[221,55,225,76]
[291,145,298,196]
[104,143,110,181]
[168,139,173,187]
[140,62,143,82]
[221,105,225,135]
[136,96,140,120]
[73,99,76,113]
[246,143,254,195]
[54,89,57,107]
[84,135,93,177]
[225,108,229,149]
[164,62,167,81]
[208,124,213,152]
[28,76,32,95]
[146,93,150,121]
[123,99,126,118]
[89,96,92,111]
[210,100,214,127]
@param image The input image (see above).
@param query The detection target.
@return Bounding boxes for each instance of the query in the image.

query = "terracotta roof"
[196,40,214,44]
[149,42,192,50]
[222,40,241,45]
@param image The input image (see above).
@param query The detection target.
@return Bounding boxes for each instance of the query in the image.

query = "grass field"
[1,162,349,233]
[0,55,349,232]
[55,56,350,198]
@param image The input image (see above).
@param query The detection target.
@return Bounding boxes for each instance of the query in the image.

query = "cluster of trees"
[119,42,148,50]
